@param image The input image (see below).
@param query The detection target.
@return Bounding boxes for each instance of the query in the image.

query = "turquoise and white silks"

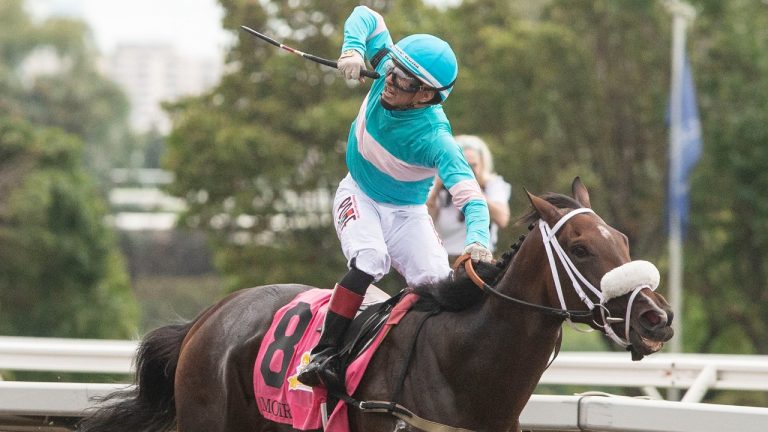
[340,6,490,249]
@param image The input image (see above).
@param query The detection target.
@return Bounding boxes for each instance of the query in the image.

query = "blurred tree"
[447,0,671,259]
[0,0,138,338]
[0,118,138,338]
[684,0,768,358]
[2,0,138,183]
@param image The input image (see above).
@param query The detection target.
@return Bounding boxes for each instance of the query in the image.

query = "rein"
[459,207,653,349]
[456,254,593,320]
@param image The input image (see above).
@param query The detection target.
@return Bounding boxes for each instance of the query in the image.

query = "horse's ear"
[571,176,592,209]
[526,189,562,226]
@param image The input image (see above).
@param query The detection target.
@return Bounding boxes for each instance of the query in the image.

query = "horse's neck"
[478,260,563,372]
[415,258,563,421]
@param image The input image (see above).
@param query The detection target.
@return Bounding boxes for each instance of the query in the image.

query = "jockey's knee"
[348,249,389,284]
[407,270,450,287]
[403,258,452,287]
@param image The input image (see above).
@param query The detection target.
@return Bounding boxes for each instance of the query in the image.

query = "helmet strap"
[430,78,456,93]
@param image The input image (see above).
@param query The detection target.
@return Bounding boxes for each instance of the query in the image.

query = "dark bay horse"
[78,177,673,432]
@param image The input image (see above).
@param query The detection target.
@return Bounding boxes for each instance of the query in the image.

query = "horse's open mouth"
[629,329,671,355]
[639,336,664,353]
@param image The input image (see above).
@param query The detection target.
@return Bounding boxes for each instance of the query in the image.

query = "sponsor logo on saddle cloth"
[253,288,419,431]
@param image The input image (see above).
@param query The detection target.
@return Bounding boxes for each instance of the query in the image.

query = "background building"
[103,43,222,133]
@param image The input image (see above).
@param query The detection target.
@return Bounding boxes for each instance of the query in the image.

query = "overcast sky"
[26,0,232,59]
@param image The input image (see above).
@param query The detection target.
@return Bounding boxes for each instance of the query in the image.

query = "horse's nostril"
[642,310,662,326]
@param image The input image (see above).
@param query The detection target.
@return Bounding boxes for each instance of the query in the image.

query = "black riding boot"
[296,308,352,388]
[298,265,373,388]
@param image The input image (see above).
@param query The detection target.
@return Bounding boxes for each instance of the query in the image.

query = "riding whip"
[240,26,381,79]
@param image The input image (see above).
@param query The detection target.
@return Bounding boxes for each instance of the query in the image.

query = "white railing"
[0,381,122,417]
[2,336,767,402]
[538,351,768,402]
[0,382,766,432]
[1,336,768,431]
[0,336,135,374]
[521,394,768,431]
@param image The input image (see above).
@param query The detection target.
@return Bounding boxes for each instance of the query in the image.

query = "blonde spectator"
[428,135,512,263]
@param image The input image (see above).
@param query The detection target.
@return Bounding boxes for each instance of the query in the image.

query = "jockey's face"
[381,63,436,110]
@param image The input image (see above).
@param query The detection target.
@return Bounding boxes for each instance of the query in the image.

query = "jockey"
[297,5,492,388]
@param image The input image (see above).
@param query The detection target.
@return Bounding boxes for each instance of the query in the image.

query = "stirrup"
[297,355,342,388]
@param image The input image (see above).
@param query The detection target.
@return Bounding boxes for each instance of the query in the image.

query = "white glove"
[337,50,365,82]
[463,242,493,263]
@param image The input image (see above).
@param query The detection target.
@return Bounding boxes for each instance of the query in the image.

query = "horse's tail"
[77,321,194,432]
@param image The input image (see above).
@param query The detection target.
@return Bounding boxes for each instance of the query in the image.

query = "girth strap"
[358,401,475,432]
[327,306,474,432]
[330,390,475,432]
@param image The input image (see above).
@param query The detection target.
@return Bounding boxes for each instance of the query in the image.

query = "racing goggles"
[385,62,427,93]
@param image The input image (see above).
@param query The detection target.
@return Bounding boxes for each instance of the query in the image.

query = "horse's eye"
[571,245,589,258]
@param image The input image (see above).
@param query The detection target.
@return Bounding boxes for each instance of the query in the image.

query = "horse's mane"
[413,192,583,312]
[412,261,501,312]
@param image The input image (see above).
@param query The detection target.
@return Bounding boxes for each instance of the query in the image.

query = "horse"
[77,177,673,432]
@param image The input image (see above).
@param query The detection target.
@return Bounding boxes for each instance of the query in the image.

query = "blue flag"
[668,55,702,236]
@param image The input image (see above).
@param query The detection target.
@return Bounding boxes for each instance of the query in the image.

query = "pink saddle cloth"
[253,288,419,431]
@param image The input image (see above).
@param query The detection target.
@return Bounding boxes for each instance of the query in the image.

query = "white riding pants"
[333,174,452,286]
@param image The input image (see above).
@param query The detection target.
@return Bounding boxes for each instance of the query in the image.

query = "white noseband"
[601,260,660,300]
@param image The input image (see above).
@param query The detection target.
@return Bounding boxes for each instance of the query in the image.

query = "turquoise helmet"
[389,34,458,102]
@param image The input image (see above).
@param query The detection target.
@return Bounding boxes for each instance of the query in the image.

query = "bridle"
[459,207,658,349]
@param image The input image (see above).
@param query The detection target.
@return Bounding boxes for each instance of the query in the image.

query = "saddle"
[252,287,419,431]
[337,290,404,371]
